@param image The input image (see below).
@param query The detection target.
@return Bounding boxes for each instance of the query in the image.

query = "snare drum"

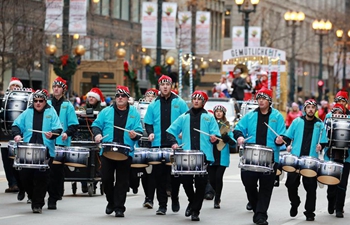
[298,156,320,178]
[147,148,162,165]
[317,161,343,185]
[53,146,67,165]
[172,150,206,175]
[239,144,274,173]
[14,143,48,169]
[162,148,174,166]
[2,90,33,135]
[8,140,16,159]
[280,153,299,172]
[131,148,148,168]
[326,116,350,148]
[102,142,130,161]
[65,147,90,167]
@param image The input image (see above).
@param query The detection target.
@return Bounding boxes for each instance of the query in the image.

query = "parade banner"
[223,47,286,61]
[44,0,63,35]
[69,0,87,36]
[232,26,244,48]
[178,11,192,53]
[195,12,210,55]
[248,26,261,47]
[161,2,177,49]
[141,2,157,48]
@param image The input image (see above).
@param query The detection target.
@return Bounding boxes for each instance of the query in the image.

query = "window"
[121,0,129,20]
[224,7,231,38]
[111,0,121,18]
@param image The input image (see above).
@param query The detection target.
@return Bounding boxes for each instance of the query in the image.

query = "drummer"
[92,85,143,218]
[47,77,78,210]
[144,88,158,102]
[333,90,349,114]
[280,99,328,221]
[12,89,63,213]
[324,103,350,218]
[234,87,285,225]
[0,78,23,196]
[167,90,220,221]
[143,75,188,215]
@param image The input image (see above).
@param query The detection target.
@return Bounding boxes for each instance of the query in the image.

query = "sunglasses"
[34,99,44,103]
[115,93,128,98]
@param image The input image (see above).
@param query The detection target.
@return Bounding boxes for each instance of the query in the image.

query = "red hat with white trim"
[256,87,273,103]
[8,77,23,89]
[52,77,67,90]
[116,85,130,98]
[158,75,172,84]
[87,87,106,106]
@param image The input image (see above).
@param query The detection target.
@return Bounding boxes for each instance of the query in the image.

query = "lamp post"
[234,0,260,47]
[200,61,209,76]
[166,56,175,74]
[284,11,305,102]
[312,19,332,102]
[335,29,350,89]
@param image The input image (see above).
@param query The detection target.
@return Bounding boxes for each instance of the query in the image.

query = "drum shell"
[65,147,90,167]
[239,144,274,173]
[8,140,16,159]
[131,148,148,168]
[53,146,67,164]
[102,142,130,161]
[327,118,350,148]
[280,154,299,172]
[15,143,47,165]
[147,148,162,165]
[162,148,174,166]
[172,150,206,174]
[317,161,343,185]
[298,156,320,177]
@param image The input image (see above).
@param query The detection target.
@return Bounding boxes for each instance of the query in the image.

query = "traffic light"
[318,80,324,101]
[318,80,324,87]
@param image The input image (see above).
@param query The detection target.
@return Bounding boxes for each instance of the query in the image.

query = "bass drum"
[1,89,33,135]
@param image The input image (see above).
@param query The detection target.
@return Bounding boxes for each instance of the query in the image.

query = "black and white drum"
[280,153,299,172]
[326,115,350,148]
[131,148,148,168]
[14,143,48,169]
[317,161,343,185]
[172,150,207,175]
[298,156,320,178]
[53,146,67,165]
[239,144,274,173]
[1,89,33,135]
[137,101,150,120]
[147,148,163,165]
[240,100,259,117]
[8,140,17,159]
[101,142,130,161]
[65,147,90,167]
[162,148,174,166]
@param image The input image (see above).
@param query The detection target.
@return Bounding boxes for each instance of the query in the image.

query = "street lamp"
[312,19,332,102]
[235,0,260,47]
[335,29,350,89]
[284,11,305,102]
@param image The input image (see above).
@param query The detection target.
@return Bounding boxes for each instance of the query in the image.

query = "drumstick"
[193,128,223,141]
[28,129,60,136]
[263,122,287,145]
[179,143,185,147]
[244,136,252,142]
[100,134,109,140]
[113,126,143,136]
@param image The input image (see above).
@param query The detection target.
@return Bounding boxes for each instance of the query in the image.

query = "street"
[1,152,350,225]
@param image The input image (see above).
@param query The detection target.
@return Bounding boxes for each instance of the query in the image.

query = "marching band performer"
[167,91,220,221]
[47,77,78,210]
[234,87,286,225]
[12,89,63,213]
[92,85,143,218]
[143,75,188,215]
[281,99,328,221]
[324,103,350,218]
[209,105,235,209]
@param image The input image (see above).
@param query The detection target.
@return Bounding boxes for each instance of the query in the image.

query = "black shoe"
[32,207,42,214]
[246,202,253,211]
[132,188,138,194]
[27,199,31,204]
[17,191,25,201]
[82,186,88,193]
[290,205,298,217]
[191,213,200,221]
[115,211,124,217]
[48,202,57,210]
[5,185,19,193]
[214,202,220,209]
[274,180,279,187]
[336,211,344,218]
[143,199,153,209]
[305,217,315,221]
[204,193,214,200]
[156,207,166,215]
[255,218,268,225]
[328,201,335,214]
[105,203,114,215]
[172,199,180,212]
[185,205,192,217]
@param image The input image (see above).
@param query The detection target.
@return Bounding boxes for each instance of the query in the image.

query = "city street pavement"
[1,152,350,225]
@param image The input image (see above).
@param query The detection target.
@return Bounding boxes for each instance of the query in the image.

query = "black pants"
[101,155,131,213]
[181,174,207,215]
[241,164,277,222]
[285,172,317,218]
[327,162,350,213]
[48,163,64,203]
[1,147,17,187]
[129,167,148,196]
[208,165,226,202]
[19,166,50,209]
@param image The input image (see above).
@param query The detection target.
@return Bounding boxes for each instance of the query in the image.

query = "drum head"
[300,169,317,178]
[131,164,148,168]
[103,152,128,161]
[65,162,87,168]
[317,176,340,185]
